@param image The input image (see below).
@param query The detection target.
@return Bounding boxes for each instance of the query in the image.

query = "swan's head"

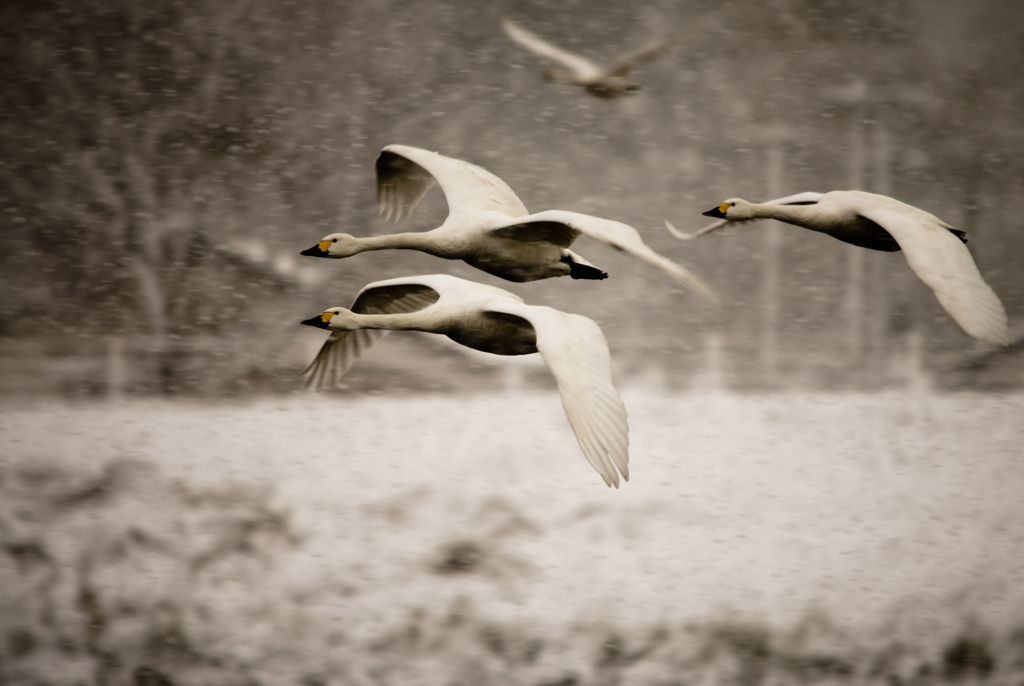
[702,198,748,221]
[300,233,361,259]
[300,307,359,331]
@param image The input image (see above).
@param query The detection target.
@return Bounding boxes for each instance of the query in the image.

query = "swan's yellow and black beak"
[301,311,335,329]
[702,203,731,219]
[300,240,332,257]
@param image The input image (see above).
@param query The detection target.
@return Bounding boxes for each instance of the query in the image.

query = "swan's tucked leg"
[560,254,608,280]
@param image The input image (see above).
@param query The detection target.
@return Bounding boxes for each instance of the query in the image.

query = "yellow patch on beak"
[320,311,335,323]
[717,203,731,215]
[317,240,332,252]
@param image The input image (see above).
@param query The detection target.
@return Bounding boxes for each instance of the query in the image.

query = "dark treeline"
[2,0,1023,394]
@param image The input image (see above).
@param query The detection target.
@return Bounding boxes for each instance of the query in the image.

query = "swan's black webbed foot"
[561,256,609,280]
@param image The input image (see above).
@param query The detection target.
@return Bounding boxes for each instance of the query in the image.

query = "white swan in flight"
[300,274,630,488]
[301,144,718,308]
[670,190,1010,346]
[501,18,673,98]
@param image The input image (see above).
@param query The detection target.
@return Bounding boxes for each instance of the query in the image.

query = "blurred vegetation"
[2,0,1023,395]
[2,453,1023,685]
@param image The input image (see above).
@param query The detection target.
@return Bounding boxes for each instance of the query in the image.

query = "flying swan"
[301,144,718,307]
[300,274,630,488]
[502,18,673,98]
[669,190,1010,346]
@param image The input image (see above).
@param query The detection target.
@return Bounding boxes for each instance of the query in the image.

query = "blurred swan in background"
[501,18,674,98]
[301,144,718,307]
[300,273,630,487]
[670,190,1010,346]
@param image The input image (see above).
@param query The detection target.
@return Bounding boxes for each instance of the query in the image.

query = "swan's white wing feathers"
[607,37,674,76]
[302,281,443,390]
[377,144,529,221]
[302,328,384,390]
[375,149,436,221]
[488,219,579,248]
[858,206,1011,346]
[504,210,720,308]
[502,19,602,79]
[350,281,443,316]
[500,304,628,487]
[403,273,525,304]
[665,218,727,241]
[763,191,826,206]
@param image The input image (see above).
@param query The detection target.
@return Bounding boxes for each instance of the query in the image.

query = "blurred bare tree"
[0,0,332,392]
[4,0,274,322]
[2,0,1022,394]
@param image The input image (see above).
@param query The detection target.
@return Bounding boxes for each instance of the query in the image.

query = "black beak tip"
[702,207,726,219]
[300,246,324,257]
[300,316,329,329]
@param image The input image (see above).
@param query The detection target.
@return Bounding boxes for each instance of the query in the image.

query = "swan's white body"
[304,144,718,307]
[672,190,1010,346]
[300,274,630,488]
[502,19,672,98]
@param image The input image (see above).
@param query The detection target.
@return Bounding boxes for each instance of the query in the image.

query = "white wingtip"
[664,219,695,240]
[665,263,721,311]
[972,305,1013,347]
[665,218,729,242]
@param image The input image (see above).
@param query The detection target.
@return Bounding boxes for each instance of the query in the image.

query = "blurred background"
[2,1,1024,684]
[2,0,1023,396]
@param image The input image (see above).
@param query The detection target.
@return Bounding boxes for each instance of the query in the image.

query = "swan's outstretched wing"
[489,220,578,247]
[665,217,727,241]
[302,281,442,390]
[762,191,826,206]
[492,210,720,308]
[499,304,628,487]
[858,206,1011,346]
[376,144,529,221]
[407,272,526,303]
[502,19,602,80]
[607,37,674,76]
[667,192,826,240]
[302,328,385,391]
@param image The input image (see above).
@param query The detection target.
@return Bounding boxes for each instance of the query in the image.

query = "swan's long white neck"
[740,202,818,227]
[332,310,430,333]
[353,232,452,257]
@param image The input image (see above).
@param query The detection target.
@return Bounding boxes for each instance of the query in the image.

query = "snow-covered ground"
[2,389,1022,683]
